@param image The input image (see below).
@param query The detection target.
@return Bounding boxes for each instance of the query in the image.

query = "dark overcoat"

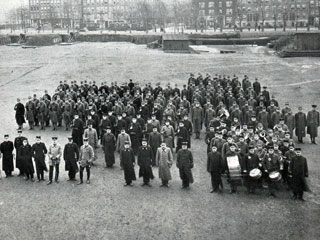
[176,149,194,184]
[290,156,309,193]
[102,133,116,166]
[307,110,320,137]
[120,148,136,182]
[18,144,34,174]
[0,141,14,172]
[137,146,154,179]
[63,143,79,172]
[295,112,307,137]
[31,143,48,172]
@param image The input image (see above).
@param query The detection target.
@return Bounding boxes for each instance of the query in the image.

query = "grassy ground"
[0,43,320,240]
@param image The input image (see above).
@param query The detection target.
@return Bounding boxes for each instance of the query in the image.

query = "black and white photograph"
[0,0,320,239]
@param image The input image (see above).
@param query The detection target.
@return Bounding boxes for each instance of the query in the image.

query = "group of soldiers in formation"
[1,73,318,200]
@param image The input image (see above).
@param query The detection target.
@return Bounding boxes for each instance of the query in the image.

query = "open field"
[0,43,320,240]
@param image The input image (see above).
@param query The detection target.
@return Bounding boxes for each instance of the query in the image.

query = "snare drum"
[269,171,282,182]
[249,168,262,179]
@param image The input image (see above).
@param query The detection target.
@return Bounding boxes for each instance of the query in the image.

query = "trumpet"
[259,131,268,143]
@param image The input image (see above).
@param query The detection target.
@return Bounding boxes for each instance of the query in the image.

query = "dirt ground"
[0,43,320,240]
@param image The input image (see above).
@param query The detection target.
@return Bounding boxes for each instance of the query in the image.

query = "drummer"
[243,146,260,194]
[225,144,243,194]
[262,145,283,198]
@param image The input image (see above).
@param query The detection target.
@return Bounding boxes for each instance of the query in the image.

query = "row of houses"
[195,0,320,29]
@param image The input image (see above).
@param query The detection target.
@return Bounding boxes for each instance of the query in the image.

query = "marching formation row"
[1,73,317,200]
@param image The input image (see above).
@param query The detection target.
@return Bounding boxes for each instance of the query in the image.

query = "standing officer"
[31,136,48,182]
[137,138,154,187]
[307,105,319,144]
[120,141,136,186]
[290,148,308,201]
[155,142,173,187]
[19,138,35,182]
[207,145,224,193]
[14,130,26,176]
[176,142,194,189]
[63,137,79,181]
[47,137,62,185]
[0,135,14,177]
[295,106,307,143]
[102,127,116,168]
[78,137,94,184]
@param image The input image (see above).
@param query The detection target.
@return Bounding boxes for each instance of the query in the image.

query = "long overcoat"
[120,148,136,182]
[137,146,154,179]
[307,110,320,137]
[31,143,48,172]
[0,141,14,172]
[155,147,173,181]
[18,144,34,174]
[295,112,307,137]
[102,132,116,167]
[290,155,309,193]
[63,143,79,172]
[176,149,194,184]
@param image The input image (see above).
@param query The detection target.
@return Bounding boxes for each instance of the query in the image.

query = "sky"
[0,0,28,23]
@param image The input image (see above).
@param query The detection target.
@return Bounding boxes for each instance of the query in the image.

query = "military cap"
[312,104,317,108]
[36,136,41,139]
[124,141,130,145]
[83,137,89,141]
[67,136,73,140]
[52,137,58,140]
[182,142,188,146]
[17,129,22,133]
[295,148,301,151]
[4,134,9,138]
[141,138,147,142]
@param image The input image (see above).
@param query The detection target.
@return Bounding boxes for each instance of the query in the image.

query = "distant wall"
[25,34,62,46]
[294,33,320,50]
[163,40,189,51]
[77,34,161,45]
[0,35,11,45]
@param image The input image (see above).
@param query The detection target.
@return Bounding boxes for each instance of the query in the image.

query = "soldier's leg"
[54,164,59,182]
[79,166,84,183]
[49,166,53,182]
[86,166,90,180]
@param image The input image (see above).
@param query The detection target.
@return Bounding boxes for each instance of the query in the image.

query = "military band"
[2,73,316,202]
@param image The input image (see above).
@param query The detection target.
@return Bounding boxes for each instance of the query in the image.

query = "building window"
[209,2,214,8]
[226,9,233,15]
[226,1,232,8]
[209,9,214,15]
[199,2,205,9]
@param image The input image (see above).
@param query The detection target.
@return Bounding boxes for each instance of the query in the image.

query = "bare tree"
[135,1,152,33]
[236,0,245,32]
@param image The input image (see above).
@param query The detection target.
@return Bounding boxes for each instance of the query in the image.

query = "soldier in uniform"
[207,145,224,193]
[307,105,320,144]
[47,137,62,185]
[262,146,282,198]
[191,101,203,139]
[137,138,154,186]
[243,146,260,194]
[290,148,309,201]
[0,135,14,177]
[14,130,27,176]
[14,98,25,130]
[120,141,136,186]
[155,142,173,187]
[31,136,48,182]
[102,127,116,168]
[83,124,98,164]
[63,137,79,181]
[148,126,162,166]
[71,114,84,148]
[25,96,35,130]
[176,142,194,189]
[19,138,35,182]
[78,138,94,184]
